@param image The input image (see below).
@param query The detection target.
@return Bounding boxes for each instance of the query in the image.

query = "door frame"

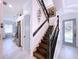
[63,18,76,47]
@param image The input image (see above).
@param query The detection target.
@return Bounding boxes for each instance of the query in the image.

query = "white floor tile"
[58,45,78,59]
[3,38,33,59]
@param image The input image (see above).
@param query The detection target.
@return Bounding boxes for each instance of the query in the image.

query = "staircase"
[33,0,59,59]
[33,26,53,59]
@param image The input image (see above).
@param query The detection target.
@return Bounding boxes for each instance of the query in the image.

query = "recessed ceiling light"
[9,4,13,8]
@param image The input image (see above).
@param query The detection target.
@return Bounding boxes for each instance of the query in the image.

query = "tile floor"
[2,38,33,59]
[1,38,78,59]
[58,45,78,59]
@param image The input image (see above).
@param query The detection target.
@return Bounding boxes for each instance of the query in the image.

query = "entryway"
[63,19,76,47]
[59,19,78,59]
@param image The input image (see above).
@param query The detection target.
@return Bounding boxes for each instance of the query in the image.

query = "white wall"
[43,0,54,7]
[0,0,3,40]
[76,14,78,47]
[63,0,77,8]
[30,0,49,56]
[53,0,63,11]
[23,0,32,15]
[49,16,57,26]
[0,0,3,59]
[63,12,77,20]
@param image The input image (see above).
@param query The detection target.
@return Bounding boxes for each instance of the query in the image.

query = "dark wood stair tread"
[39,43,48,50]
[46,26,53,34]
[45,33,49,36]
[37,47,47,56]
[41,39,48,44]
[43,36,49,40]
[33,26,54,59]
[34,52,46,59]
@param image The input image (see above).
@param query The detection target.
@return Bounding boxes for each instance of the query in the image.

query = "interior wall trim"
[33,19,48,36]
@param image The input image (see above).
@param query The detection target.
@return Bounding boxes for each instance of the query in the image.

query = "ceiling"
[3,0,78,21]
[3,0,30,20]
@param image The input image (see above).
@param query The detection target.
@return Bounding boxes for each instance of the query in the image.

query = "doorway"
[63,19,76,47]
[17,21,21,47]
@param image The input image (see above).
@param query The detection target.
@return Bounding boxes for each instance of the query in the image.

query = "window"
[4,24,13,33]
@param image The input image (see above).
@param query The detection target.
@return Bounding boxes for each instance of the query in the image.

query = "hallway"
[3,38,33,59]
[58,45,78,59]
[0,0,77,59]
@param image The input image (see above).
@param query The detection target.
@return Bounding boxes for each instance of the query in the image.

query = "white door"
[23,15,30,53]
[63,19,76,47]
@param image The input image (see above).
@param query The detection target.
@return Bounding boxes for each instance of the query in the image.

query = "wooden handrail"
[33,19,48,36]
[37,0,49,20]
